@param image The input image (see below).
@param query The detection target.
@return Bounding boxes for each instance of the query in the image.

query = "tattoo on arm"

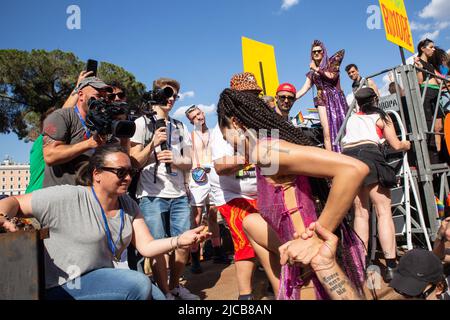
[322,272,350,298]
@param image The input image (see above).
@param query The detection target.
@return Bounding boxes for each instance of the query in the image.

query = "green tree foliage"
[0,49,146,141]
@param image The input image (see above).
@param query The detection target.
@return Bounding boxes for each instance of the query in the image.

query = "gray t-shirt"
[31,185,140,289]
[42,107,92,188]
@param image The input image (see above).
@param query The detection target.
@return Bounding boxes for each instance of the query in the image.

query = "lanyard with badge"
[191,130,211,184]
[74,106,91,139]
[91,187,125,262]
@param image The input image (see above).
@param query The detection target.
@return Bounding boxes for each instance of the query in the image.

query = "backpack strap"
[172,118,185,156]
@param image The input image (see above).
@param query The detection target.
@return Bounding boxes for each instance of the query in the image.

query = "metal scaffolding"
[337,63,449,248]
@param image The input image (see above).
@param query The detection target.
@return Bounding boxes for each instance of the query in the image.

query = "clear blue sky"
[1,0,449,163]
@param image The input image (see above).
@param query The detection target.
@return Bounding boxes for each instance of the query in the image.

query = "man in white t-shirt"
[208,72,261,300]
[185,105,230,274]
[130,78,198,300]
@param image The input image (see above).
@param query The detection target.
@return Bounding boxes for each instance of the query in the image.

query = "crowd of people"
[1,39,450,301]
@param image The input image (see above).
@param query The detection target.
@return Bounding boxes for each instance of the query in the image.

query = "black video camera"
[141,86,174,107]
[86,98,136,138]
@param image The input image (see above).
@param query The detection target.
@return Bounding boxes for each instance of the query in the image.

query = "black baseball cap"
[389,249,444,297]
[354,87,377,105]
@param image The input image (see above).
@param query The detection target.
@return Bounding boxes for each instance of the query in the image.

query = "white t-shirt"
[131,116,191,199]
[210,125,257,206]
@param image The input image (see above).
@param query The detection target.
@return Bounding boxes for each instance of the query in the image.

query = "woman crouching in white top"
[0,145,210,300]
[342,87,411,283]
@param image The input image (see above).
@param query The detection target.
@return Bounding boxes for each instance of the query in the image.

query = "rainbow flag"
[436,196,445,219]
[307,108,318,114]
[294,111,304,124]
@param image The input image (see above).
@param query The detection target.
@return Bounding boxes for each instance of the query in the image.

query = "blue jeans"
[45,268,161,300]
[139,196,191,239]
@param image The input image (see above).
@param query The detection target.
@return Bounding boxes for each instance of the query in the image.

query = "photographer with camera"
[130,78,196,300]
[42,77,113,187]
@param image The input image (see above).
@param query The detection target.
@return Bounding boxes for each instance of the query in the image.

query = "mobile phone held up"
[86,59,98,77]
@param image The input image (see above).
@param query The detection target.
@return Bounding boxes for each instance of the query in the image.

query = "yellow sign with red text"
[379,0,414,53]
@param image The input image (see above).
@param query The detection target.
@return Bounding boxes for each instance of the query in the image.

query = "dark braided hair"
[218,88,330,208]
[217,89,314,146]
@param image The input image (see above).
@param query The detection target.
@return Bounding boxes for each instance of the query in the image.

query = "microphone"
[155,118,172,174]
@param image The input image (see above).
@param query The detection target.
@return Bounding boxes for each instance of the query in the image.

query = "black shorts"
[343,144,397,188]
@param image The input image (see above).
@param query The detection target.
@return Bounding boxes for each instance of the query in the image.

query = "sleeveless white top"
[342,113,384,147]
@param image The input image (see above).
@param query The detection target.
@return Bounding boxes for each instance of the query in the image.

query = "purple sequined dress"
[307,40,349,153]
[256,168,366,300]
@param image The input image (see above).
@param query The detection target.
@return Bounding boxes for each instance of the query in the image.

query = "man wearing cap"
[388,249,447,299]
[42,76,112,187]
[275,83,298,123]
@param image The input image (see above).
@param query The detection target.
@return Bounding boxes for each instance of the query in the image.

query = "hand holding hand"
[307,222,339,272]
[279,228,323,266]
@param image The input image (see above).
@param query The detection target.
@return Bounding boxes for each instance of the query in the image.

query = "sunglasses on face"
[107,92,126,100]
[100,167,138,180]
[312,50,323,54]
[277,95,296,102]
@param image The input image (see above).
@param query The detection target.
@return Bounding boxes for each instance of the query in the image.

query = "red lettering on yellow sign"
[381,3,412,47]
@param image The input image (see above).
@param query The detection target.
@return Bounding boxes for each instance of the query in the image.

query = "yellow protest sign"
[379,0,414,53]
[242,37,279,97]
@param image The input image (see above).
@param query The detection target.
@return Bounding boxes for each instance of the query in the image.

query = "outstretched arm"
[132,214,210,257]
[0,194,34,232]
[255,139,368,232]
[296,77,313,99]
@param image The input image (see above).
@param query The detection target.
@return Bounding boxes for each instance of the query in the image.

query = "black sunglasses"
[100,167,138,180]
[277,95,296,102]
[312,50,323,54]
[107,92,126,100]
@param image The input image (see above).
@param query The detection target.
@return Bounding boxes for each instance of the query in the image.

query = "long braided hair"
[217,88,329,206]
[218,89,366,292]
[217,88,314,146]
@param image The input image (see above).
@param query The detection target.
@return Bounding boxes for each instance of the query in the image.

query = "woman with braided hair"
[217,88,368,300]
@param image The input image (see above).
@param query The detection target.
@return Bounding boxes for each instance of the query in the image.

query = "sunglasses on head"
[312,50,323,54]
[277,95,296,102]
[107,92,126,100]
[100,166,138,180]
